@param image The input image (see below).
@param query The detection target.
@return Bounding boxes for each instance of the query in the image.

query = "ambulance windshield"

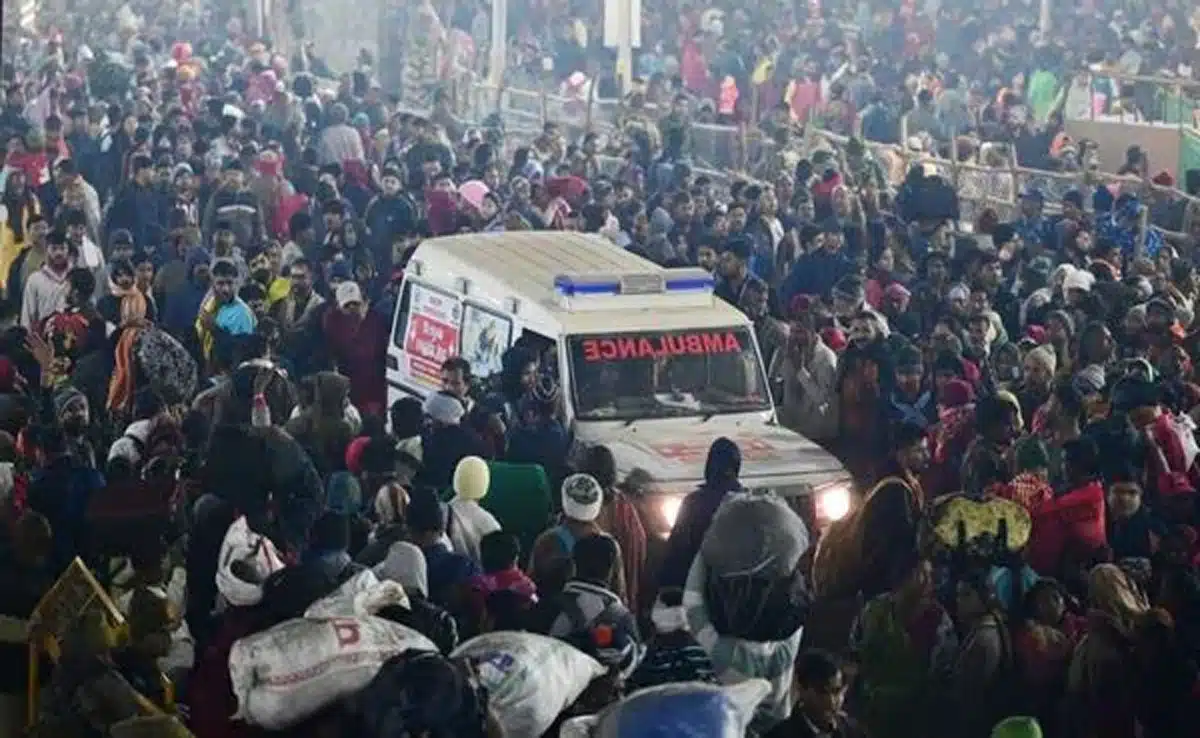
[566,327,770,421]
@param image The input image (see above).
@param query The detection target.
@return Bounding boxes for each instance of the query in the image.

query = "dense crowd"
[1,0,1200,737]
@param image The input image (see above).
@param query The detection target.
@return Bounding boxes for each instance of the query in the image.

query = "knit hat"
[832,274,865,304]
[991,717,1043,738]
[1024,325,1048,345]
[884,282,912,303]
[561,473,604,522]
[1046,309,1075,337]
[53,385,88,420]
[374,541,429,597]
[895,345,924,373]
[423,393,465,425]
[1073,365,1107,396]
[453,456,490,501]
[1025,344,1057,375]
[821,327,848,352]
[1014,436,1050,472]
[948,283,970,304]
[939,378,976,408]
[344,435,370,474]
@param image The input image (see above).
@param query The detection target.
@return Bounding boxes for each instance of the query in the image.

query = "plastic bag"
[304,569,410,618]
[562,679,771,738]
[229,616,438,730]
[216,516,286,607]
[451,631,605,737]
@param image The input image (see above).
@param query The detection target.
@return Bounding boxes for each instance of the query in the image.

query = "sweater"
[19,264,71,331]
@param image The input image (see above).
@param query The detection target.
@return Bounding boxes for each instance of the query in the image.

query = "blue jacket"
[27,455,106,575]
[780,250,855,305]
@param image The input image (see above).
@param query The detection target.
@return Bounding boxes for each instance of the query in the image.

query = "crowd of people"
[0,0,1199,737]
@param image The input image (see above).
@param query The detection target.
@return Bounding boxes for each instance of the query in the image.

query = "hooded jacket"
[285,372,356,476]
[162,247,212,338]
[201,187,266,250]
[658,438,744,591]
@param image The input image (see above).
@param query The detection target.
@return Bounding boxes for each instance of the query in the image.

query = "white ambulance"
[386,231,852,535]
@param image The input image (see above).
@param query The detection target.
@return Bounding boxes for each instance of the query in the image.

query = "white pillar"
[1038,0,1051,37]
[617,0,633,94]
[489,0,507,86]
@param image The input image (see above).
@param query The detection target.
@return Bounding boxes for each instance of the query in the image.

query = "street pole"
[1038,0,1050,37]
[617,0,633,95]
[489,0,507,87]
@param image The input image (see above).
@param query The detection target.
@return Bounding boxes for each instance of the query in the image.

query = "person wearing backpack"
[528,473,627,604]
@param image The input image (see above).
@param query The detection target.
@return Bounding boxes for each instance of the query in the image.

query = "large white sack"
[561,679,772,738]
[304,569,410,618]
[229,616,437,730]
[451,631,605,737]
[216,516,285,607]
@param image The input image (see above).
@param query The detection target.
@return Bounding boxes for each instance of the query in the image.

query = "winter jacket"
[105,183,168,249]
[26,454,106,574]
[201,188,266,250]
[321,308,388,415]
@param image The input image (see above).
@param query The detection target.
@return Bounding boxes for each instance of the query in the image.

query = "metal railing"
[458,77,1200,229]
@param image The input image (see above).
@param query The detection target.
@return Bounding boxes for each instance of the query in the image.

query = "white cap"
[561,473,603,522]
[423,392,465,425]
[335,281,363,308]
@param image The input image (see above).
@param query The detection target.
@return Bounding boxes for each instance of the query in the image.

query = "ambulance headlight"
[659,496,684,531]
[815,482,853,522]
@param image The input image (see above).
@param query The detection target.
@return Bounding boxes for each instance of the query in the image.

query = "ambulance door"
[386,277,464,408]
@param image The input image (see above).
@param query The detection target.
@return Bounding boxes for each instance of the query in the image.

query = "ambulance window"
[459,303,513,381]
[515,330,557,378]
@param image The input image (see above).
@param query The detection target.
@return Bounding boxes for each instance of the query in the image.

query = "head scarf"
[374,541,429,597]
[1088,563,1149,634]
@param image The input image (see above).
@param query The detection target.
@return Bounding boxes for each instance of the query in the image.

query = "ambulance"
[386,231,853,535]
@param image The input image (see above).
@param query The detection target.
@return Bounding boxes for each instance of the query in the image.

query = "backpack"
[553,525,578,555]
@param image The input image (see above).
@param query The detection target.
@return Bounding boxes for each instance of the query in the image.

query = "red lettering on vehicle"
[581,332,745,361]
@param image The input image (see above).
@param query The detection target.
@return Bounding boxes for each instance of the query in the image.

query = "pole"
[1038,0,1050,37]
[617,0,633,95]
[489,0,507,87]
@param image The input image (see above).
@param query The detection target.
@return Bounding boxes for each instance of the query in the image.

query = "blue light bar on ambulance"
[554,268,715,298]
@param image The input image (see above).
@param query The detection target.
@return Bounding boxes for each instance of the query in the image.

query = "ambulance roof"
[408,232,750,334]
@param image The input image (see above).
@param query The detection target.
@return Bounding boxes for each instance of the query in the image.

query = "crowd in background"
[0,0,1199,737]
